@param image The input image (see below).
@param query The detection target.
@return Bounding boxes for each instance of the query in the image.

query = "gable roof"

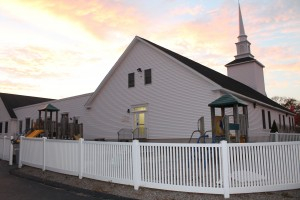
[0,93,53,118]
[85,36,292,114]
[138,37,291,114]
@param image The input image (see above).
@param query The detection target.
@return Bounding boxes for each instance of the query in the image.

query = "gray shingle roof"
[139,37,291,113]
[0,93,53,118]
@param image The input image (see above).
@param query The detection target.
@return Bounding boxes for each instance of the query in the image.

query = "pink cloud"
[19,0,150,40]
[170,5,203,16]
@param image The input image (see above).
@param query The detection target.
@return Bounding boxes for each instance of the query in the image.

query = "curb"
[10,168,135,200]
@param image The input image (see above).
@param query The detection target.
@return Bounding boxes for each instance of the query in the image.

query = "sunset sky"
[0,0,299,100]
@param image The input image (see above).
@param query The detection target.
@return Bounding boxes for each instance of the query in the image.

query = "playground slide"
[26,129,44,138]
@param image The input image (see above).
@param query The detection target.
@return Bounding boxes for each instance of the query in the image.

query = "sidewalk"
[8,161,300,200]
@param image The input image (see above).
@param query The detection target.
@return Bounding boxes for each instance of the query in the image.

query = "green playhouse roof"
[208,94,248,108]
[39,103,60,111]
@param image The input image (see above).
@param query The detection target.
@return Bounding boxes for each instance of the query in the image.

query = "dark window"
[144,69,152,85]
[25,118,31,131]
[0,122,2,133]
[283,115,286,131]
[292,118,294,131]
[289,117,291,130]
[262,110,266,129]
[19,121,23,133]
[268,111,271,129]
[4,122,8,133]
[278,114,281,129]
[128,73,134,88]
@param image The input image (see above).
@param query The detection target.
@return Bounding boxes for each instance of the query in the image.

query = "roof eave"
[219,88,294,115]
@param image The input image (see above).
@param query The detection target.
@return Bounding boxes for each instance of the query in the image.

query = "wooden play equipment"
[37,104,83,139]
[38,104,59,138]
[209,94,249,143]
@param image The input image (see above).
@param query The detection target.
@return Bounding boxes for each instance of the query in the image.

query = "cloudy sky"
[0,0,299,100]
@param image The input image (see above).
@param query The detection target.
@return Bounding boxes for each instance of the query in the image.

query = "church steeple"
[235,3,254,59]
[225,2,266,96]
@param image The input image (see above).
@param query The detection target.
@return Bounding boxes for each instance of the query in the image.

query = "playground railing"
[18,137,300,198]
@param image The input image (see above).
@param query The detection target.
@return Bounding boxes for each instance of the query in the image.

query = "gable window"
[0,122,2,134]
[4,121,8,133]
[268,111,271,129]
[144,69,152,85]
[128,73,135,88]
[262,109,266,129]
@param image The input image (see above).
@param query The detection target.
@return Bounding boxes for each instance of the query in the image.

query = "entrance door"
[133,106,147,139]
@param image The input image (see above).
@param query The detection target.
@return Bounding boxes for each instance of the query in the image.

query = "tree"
[271,96,300,126]
[270,120,278,133]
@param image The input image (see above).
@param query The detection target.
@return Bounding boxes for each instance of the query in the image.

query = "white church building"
[0,4,295,142]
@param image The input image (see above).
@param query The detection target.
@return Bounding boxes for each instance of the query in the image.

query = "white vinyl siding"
[84,41,219,140]
[14,94,92,136]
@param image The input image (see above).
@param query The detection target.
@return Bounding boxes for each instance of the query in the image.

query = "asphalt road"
[0,161,115,200]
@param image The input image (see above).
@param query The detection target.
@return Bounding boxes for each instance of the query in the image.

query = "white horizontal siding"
[14,93,92,134]
[84,41,219,140]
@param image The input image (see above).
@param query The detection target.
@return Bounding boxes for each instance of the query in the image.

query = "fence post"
[275,132,279,142]
[78,138,84,179]
[132,140,141,190]
[42,137,47,171]
[221,140,230,198]
[9,136,13,165]
[18,136,24,168]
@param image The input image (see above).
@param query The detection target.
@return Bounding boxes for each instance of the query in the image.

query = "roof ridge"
[138,37,291,113]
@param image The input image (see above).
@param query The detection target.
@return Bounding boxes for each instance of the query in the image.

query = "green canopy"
[208,94,248,108]
[39,103,60,111]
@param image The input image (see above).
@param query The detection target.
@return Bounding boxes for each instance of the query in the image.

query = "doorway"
[132,105,147,139]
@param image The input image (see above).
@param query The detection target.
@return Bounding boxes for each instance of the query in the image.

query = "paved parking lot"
[0,161,125,200]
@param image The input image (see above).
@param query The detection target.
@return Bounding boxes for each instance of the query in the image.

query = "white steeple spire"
[239,3,246,37]
[235,2,254,59]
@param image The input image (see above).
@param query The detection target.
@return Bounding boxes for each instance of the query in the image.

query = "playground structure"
[189,94,249,144]
[209,94,248,143]
[17,104,83,141]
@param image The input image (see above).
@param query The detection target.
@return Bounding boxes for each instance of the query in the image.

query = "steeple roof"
[239,3,246,37]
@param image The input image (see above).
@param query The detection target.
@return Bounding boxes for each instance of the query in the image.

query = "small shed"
[208,94,248,143]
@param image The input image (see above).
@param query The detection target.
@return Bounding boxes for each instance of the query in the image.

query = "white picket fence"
[270,132,300,142]
[17,136,300,198]
[0,136,13,165]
